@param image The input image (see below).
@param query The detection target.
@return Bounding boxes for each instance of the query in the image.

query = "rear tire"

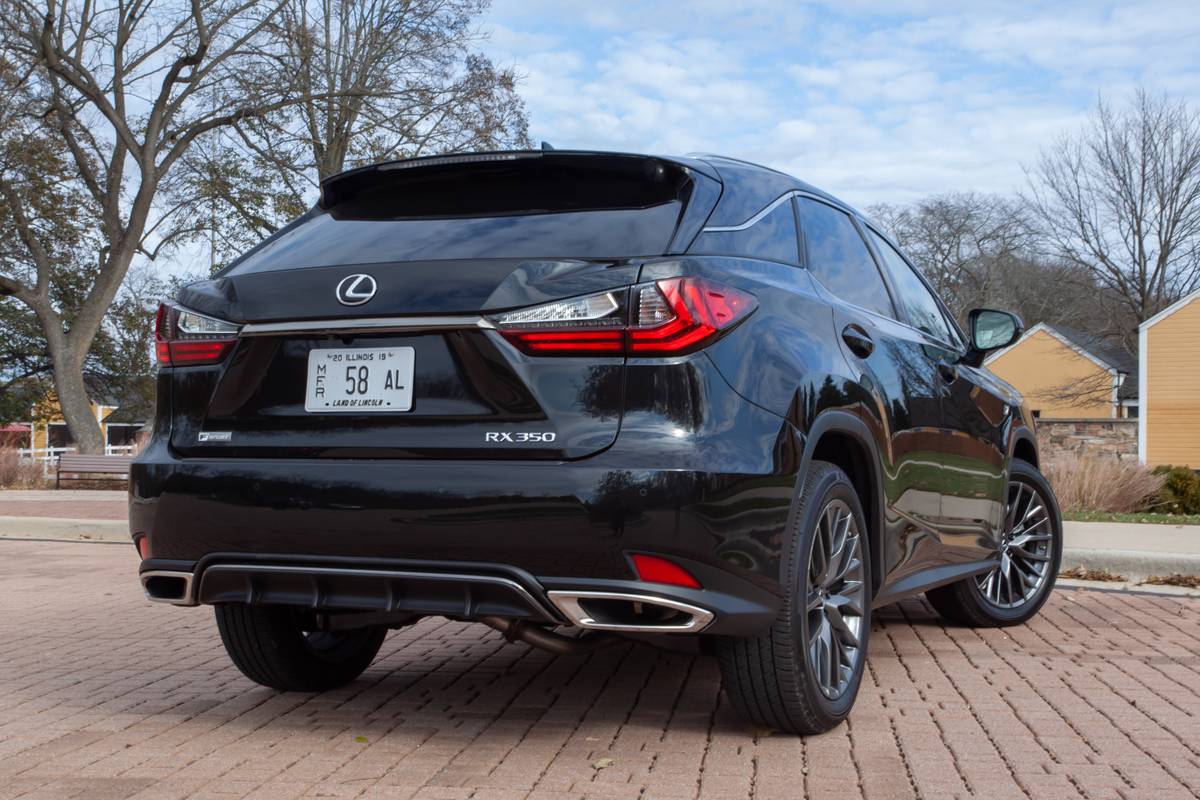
[214,604,386,691]
[925,459,1062,627]
[716,460,871,735]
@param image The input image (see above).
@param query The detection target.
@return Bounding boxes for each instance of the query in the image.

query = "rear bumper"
[136,554,759,634]
[130,455,793,636]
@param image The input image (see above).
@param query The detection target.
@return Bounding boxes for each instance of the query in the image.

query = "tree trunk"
[49,343,105,455]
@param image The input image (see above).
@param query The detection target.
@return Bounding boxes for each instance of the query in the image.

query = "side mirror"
[963,308,1024,366]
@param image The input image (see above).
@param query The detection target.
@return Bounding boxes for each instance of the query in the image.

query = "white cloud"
[483,0,1200,205]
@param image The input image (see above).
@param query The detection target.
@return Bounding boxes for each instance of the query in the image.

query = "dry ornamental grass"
[1044,453,1165,514]
[0,447,49,489]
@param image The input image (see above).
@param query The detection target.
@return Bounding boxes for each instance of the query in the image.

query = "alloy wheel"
[976,479,1055,609]
[805,498,867,700]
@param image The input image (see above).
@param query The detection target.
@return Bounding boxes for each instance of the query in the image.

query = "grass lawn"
[1064,511,1200,525]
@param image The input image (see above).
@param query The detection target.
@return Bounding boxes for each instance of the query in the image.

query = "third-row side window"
[689,201,800,265]
[796,198,895,318]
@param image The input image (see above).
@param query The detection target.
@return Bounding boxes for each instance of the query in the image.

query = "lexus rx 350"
[132,151,1062,734]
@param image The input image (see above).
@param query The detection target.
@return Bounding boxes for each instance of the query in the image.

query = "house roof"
[82,374,127,409]
[1139,287,1200,330]
[984,322,1139,400]
[1050,326,1138,401]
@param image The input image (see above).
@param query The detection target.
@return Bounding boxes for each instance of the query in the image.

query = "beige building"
[984,323,1136,420]
[1139,288,1200,467]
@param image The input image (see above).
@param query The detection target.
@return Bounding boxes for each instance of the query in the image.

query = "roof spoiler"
[317,150,722,210]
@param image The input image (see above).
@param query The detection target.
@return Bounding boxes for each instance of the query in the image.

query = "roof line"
[983,322,1124,373]
[1139,286,1200,330]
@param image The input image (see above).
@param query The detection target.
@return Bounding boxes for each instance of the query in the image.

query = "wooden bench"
[55,454,133,489]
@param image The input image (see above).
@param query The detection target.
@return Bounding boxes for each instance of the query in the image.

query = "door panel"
[936,360,1010,557]
[828,303,946,586]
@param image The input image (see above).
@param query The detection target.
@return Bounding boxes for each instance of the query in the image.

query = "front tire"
[716,460,871,735]
[925,459,1062,627]
[215,604,387,692]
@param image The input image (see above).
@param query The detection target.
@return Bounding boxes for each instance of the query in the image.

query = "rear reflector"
[630,553,702,589]
[135,536,150,560]
[494,278,756,357]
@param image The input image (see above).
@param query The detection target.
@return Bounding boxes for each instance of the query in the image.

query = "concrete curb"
[1061,546,1200,581]
[1056,578,1200,598]
[0,516,128,543]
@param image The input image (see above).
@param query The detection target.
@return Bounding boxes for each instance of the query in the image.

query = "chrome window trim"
[239,315,496,336]
[701,190,804,232]
[701,188,861,233]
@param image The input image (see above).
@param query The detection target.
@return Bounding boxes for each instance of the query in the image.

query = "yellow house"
[1139,288,1200,467]
[27,387,142,455]
[984,323,1136,420]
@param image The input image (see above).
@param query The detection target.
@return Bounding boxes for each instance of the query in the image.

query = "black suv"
[133,151,1061,734]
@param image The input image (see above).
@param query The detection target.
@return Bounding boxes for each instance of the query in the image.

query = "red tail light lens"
[155,303,239,366]
[630,278,757,355]
[493,278,756,357]
[630,553,702,589]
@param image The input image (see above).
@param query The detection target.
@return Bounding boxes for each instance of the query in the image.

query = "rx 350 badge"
[484,432,557,443]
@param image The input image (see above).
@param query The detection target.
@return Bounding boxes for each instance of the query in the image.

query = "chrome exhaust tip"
[140,570,197,606]
[546,590,714,633]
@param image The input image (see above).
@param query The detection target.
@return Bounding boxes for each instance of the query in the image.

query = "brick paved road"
[2,541,1199,800]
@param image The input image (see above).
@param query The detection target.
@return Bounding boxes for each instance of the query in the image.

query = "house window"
[47,423,73,448]
[107,425,139,447]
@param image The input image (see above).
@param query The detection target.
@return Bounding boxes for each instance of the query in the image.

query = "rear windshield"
[223,155,690,274]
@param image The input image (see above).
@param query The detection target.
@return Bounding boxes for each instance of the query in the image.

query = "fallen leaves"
[1144,573,1200,588]
[1058,565,1126,582]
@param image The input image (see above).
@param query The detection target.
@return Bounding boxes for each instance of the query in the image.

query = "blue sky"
[481,0,1200,206]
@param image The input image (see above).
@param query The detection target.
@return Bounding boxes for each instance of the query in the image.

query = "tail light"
[155,303,240,366]
[493,278,757,356]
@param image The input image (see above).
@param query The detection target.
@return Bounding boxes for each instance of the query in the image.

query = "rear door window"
[865,229,957,345]
[796,198,895,317]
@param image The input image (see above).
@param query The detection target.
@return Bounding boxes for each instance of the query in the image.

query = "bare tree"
[1040,369,1122,412]
[869,192,1034,319]
[1026,90,1200,327]
[187,0,530,265]
[0,0,358,452]
[869,191,1138,349]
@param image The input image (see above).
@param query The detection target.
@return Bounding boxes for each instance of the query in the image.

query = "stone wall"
[1036,418,1139,462]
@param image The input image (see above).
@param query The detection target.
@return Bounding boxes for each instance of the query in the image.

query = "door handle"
[841,324,874,358]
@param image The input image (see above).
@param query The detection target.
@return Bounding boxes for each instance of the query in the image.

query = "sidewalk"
[1062,519,1200,580]
[0,489,128,542]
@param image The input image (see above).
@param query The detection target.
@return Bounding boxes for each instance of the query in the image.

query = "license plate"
[304,347,415,413]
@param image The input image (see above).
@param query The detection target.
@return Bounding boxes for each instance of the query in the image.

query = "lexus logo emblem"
[335,274,377,306]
